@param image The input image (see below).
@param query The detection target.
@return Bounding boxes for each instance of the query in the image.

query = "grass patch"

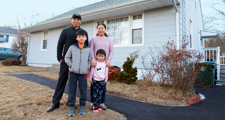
[0,61,39,73]
[0,63,125,119]
[33,72,197,106]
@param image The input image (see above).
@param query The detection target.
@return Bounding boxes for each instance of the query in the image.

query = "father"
[47,13,89,112]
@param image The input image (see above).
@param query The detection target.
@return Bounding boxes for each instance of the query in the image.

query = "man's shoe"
[46,104,59,112]
[89,104,93,110]
[79,106,85,115]
[68,107,75,116]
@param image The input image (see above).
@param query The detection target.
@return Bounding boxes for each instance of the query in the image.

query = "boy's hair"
[75,29,87,38]
[96,49,106,56]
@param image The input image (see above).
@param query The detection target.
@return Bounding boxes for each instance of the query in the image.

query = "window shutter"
[5,35,9,43]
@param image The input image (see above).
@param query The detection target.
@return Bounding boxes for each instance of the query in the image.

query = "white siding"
[0,35,17,48]
[111,6,176,68]
[27,21,95,65]
[27,7,177,68]
[178,0,204,50]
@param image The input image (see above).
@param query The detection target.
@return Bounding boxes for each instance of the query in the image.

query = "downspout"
[172,0,179,50]
[26,34,31,64]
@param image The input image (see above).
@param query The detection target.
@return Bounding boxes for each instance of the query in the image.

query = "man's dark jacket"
[57,26,89,62]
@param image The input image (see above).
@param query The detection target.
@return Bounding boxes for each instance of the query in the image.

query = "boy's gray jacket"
[65,43,91,74]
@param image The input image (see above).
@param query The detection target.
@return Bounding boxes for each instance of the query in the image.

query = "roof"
[20,0,180,32]
[38,0,134,25]
[0,27,18,35]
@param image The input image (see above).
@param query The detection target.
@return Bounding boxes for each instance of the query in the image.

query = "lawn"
[33,72,197,106]
[0,63,125,119]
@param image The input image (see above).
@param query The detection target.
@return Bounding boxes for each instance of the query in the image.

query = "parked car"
[0,47,22,61]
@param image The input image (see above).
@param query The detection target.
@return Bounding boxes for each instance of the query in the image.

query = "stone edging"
[186,95,201,105]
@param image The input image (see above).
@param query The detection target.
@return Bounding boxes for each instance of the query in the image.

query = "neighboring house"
[0,27,18,48]
[20,0,207,78]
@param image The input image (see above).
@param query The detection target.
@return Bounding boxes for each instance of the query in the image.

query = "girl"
[89,49,108,113]
[89,22,114,110]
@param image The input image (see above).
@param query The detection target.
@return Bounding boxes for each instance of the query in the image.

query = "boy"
[65,29,91,116]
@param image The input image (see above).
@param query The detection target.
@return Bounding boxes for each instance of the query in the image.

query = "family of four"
[46,13,114,116]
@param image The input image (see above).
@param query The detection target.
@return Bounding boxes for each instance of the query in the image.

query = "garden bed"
[33,71,198,107]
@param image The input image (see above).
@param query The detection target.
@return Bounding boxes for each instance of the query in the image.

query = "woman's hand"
[105,60,111,67]
[91,60,97,67]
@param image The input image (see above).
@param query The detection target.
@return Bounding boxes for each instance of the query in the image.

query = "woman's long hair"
[96,22,108,37]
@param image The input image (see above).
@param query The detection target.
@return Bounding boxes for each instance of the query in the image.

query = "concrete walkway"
[9,73,225,120]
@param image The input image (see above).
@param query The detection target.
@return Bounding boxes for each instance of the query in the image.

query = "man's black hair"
[75,29,87,38]
[96,49,106,56]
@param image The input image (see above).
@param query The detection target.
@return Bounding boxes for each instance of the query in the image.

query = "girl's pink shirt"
[89,36,114,61]
[89,61,108,81]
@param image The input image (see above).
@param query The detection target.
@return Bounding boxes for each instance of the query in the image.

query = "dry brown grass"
[0,63,125,120]
[33,72,198,106]
[0,62,39,73]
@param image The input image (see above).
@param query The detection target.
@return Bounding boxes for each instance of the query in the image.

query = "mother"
[89,22,114,110]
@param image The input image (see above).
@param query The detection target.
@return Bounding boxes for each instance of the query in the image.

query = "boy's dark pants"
[52,59,68,105]
[90,82,106,104]
[68,72,87,107]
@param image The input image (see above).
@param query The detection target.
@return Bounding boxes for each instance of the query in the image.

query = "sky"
[0,0,223,31]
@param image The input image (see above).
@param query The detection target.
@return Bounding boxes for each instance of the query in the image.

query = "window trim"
[189,19,193,49]
[130,13,144,46]
[40,30,48,51]
[94,12,144,47]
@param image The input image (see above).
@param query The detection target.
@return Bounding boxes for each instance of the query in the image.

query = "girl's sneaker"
[94,110,99,113]
[98,108,102,111]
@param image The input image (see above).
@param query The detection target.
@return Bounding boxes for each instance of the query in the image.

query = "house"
[0,27,18,48]
[20,0,206,78]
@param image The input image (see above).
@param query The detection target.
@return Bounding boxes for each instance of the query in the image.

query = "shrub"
[1,58,21,66]
[114,51,139,84]
[141,39,204,92]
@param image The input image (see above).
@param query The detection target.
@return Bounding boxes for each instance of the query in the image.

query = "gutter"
[172,0,180,49]
[19,0,153,31]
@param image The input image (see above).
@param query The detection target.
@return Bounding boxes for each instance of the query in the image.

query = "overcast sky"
[0,0,223,31]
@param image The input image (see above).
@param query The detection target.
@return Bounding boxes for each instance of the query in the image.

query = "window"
[107,17,129,45]
[5,48,13,52]
[105,14,143,46]
[0,48,5,51]
[132,14,143,44]
[0,35,5,43]
[42,31,48,50]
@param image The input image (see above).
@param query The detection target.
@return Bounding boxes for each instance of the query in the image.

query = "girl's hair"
[96,49,106,57]
[96,22,108,37]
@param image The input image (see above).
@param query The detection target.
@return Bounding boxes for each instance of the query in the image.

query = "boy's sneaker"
[68,107,75,117]
[79,106,85,115]
[94,110,99,113]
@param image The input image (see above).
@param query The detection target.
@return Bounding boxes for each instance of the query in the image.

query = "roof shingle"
[0,27,18,35]
[38,0,134,24]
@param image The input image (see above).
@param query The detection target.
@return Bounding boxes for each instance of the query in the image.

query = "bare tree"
[213,0,225,18]
[206,32,225,55]
[13,13,55,29]
[11,32,29,64]
[203,15,218,31]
